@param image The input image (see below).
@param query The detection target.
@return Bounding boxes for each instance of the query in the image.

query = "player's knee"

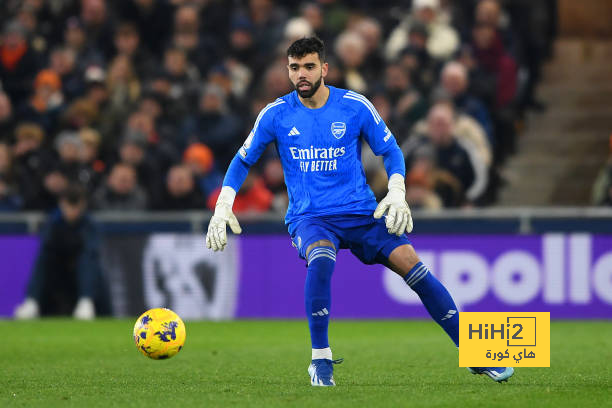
[388,244,420,277]
[305,240,335,259]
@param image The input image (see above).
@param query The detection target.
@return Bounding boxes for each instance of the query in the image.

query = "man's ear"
[321,62,329,78]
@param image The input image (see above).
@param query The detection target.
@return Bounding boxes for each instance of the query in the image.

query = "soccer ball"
[133,308,186,360]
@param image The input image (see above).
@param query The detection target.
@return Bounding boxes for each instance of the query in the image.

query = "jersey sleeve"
[350,92,398,156]
[238,99,283,166]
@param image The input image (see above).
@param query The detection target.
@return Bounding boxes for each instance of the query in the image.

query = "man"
[14,184,110,319]
[206,37,513,386]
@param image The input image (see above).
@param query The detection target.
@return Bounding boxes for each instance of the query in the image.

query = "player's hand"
[206,187,242,251]
[373,174,413,236]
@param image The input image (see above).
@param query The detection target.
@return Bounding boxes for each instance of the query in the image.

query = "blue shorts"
[288,214,412,265]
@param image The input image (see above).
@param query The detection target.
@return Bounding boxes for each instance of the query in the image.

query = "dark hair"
[60,184,87,205]
[287,37,326,62]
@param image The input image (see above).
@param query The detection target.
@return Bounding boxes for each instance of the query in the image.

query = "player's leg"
[387,244,514,382]
[304,239,341,386]
[387,244,459,347]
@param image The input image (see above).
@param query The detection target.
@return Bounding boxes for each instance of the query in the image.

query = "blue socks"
[404,262,459,347]
[305,247,336,349]
[305,253,458,349]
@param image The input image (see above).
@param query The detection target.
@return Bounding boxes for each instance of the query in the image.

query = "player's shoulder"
[336,88,382,124]
[260,96,289,114]
[254,95,290,126]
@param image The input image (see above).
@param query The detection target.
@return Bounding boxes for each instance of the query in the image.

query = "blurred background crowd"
[0,0,560,214]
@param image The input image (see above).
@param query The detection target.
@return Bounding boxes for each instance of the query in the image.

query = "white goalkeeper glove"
[373,173,413,236]
[206,186,242,251]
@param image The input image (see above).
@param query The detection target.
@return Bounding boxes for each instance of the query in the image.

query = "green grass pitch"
[1,320,610,407]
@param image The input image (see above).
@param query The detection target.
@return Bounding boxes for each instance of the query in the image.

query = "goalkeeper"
[206,37,513,386]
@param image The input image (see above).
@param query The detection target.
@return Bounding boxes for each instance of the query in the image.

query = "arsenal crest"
[331,122,346,139]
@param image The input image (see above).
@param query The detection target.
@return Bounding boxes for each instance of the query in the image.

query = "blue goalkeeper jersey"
[238,86,402,225]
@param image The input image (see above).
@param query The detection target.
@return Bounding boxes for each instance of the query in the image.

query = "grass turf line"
[1,320,610,407]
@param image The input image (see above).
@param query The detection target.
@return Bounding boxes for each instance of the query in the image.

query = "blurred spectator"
[409,155,465,208]
[0,142,14,180]
[385,0,459,62]
[78,127,105,189]
[207,171,273,213]
[113,22,154,79]
[260,61,293,102]
[284,17,314,45]
[405,161,443,211]
[439,61,494,148]
[470,22,517,110]
[0,142,22,211]
[92,162,148,210]
[410,101,490,201]
[106,55,141,114]
[125,111,179,174]
[100,55,141,150]
[62,97,99,130]
[467,22,518,162]
[63,16,105,72]
[118,130,164,206]
[263,158,288,213]
[383,62,428,141]
[0,1,553,212]
[335,30,368,93]
[17,69,64,134]
[214,60,252,103]
[351,17,385,84]
[228,16,260,70]
[160,47,200,115]
[0,91,15,140]
[12,123,56,209]
[396,22,438,95]
[49,46,83,101]
[14,184,110,319]
[181,83,243,168]
[0,21,41,107]
[402,103,477,204]
[0,174,22,211]
[300,3,333,46]
[171,4,220,76]
[80,0,114,59]
[116,0,173,55]
[154,164,206,210]
[52,130,98,191]
[183,143,223,200]
[592,135,612,206]
[82,65,108,107]
[248,0,287,59]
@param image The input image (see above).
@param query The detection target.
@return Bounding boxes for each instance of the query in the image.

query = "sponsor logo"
[289,145,346,173]
[288,127,300,136]
[289,146,345,160]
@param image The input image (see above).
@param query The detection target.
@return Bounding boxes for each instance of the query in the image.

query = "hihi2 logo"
[459,312,549,367]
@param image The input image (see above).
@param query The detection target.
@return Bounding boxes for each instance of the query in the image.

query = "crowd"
[0,0,558,213]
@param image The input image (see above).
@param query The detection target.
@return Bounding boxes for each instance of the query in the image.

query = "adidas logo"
[312,308,329,317]
[441,309,456,320]
[288,126,300,136]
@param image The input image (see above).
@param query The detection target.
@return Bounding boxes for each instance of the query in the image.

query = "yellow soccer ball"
[133,308,186,360]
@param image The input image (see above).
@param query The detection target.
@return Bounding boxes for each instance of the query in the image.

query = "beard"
[295,75,322,98]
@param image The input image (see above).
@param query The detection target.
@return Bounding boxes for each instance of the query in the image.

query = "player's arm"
[354,93,413,236]
[206,100,280,251]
